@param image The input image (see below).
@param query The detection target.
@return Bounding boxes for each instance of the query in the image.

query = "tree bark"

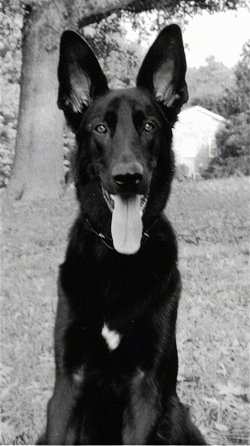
[7,2,68,201]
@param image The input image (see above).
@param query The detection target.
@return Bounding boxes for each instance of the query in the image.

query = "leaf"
[216,382,247,397]
[202,396,220,406]
[214,422,229,432]
[216,361,227,376]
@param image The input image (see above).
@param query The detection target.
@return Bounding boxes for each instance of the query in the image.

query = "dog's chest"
[101,323,121,350]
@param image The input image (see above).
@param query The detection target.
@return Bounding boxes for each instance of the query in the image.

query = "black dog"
[43,25,206,444]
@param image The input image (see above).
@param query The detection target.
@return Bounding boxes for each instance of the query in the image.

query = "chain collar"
[82,209,157,251]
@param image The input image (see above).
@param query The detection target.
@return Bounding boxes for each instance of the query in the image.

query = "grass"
[0,177,249,445]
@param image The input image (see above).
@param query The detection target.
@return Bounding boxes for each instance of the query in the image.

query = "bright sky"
[184,7,250,67]
[126,7,250,68]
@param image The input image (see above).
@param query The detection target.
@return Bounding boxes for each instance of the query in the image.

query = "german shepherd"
[43,25,206,444]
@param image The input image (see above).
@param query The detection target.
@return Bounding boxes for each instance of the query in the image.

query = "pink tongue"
[111,195,142,255]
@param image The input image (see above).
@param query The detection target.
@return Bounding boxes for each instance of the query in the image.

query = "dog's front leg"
[45,374,76,445]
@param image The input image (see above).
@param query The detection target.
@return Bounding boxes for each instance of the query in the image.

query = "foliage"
[220,40,250,118]
[0,4,22,187]
[187,56,233,115]
[216,111,250,158]
[201,155,250,179]
[202,40,250,178]
[83,12,144,89]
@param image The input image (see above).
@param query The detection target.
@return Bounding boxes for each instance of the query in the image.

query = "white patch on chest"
[101,323,121,350]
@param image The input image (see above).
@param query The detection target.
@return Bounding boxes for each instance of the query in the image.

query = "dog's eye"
[144,122,155,132]
[95,124,108,134]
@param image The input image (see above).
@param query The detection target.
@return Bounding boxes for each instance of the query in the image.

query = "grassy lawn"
[0,177,249,445]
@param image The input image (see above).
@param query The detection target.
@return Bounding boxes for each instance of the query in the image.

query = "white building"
[173,105,226,178]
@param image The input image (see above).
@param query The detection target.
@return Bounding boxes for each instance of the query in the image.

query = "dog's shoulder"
[148,214,178,256]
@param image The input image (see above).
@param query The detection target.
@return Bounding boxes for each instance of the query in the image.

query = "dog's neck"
[81,206,161,252]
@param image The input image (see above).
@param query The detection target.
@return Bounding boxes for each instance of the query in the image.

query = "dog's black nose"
[112,162,144,191]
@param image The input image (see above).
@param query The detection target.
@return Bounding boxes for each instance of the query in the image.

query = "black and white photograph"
[0,0,249,444]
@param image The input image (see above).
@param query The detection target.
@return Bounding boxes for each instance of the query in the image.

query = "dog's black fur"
[43,25,206,444]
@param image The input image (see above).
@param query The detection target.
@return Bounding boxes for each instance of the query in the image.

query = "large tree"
[5,0,244,200]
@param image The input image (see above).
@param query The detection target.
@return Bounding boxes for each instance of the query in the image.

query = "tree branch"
[77,0,245,28]
[77,0,137,28]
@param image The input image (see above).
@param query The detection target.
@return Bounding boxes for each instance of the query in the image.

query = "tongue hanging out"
[111,195,143,255]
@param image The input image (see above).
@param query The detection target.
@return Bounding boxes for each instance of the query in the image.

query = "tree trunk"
[6,0,139,201]
[7,2,67,201]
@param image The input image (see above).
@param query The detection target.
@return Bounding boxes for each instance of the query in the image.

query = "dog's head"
[58,25,188,255]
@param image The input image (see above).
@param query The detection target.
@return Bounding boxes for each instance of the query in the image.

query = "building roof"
[180,105,226,122]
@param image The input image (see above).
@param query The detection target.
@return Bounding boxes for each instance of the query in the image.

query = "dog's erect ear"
[58,30,108,132]
[136,24,188,123]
